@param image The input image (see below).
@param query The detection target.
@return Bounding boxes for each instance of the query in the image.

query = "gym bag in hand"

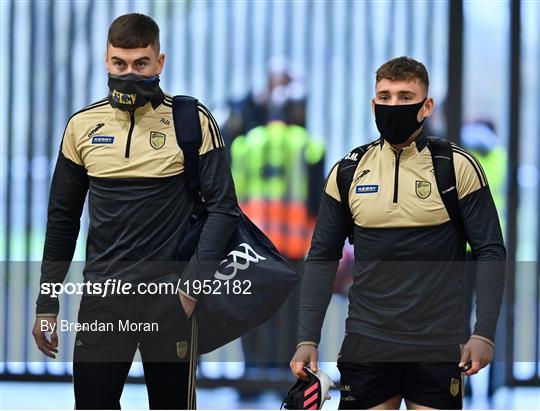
[172,95,300,354]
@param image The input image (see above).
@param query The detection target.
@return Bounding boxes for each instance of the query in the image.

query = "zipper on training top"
[124,111,135,158]
[393,150,402,204]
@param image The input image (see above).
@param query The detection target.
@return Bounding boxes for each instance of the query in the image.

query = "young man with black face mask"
[32,13,239,409]
[290,57,506,410]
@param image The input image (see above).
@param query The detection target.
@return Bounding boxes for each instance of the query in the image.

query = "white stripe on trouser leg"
[459,344,465,406]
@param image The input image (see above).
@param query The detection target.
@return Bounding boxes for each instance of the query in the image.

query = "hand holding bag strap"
[172,95,203,197]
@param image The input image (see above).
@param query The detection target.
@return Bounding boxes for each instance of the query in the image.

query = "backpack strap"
[172,95,203,198]
[336,143,373,244]
[426,137,467,239]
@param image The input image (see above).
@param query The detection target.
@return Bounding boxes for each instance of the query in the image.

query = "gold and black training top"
[37,91,240,315]
[297,131,505,347]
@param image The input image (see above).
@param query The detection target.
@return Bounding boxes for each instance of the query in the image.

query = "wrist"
[36,313,57,318]
[471,334,495,347]
[296,341,318,350]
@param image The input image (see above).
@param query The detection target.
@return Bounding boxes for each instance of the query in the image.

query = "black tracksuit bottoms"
[72,292,198,409]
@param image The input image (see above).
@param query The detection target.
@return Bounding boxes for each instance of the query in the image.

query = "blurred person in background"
[290,56,506,410]
[225,59,325,385]
[222,57,308,151]
[32,13,239,409]
[460,119,506,234]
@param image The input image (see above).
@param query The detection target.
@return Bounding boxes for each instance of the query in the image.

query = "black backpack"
[336,138,466,244]
[172,95,300,354]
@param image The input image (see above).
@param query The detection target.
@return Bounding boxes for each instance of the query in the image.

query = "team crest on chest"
[149,131,166,149]
[415,180,431,199]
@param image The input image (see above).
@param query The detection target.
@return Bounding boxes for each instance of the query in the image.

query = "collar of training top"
[150,87,165,109]
[379,128,428,152]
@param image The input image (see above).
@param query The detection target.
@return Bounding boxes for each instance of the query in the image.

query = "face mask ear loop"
[417,98,428,123]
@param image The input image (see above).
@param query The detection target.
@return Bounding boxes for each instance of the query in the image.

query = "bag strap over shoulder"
[336,143,373,244]
[171,95,203,196]
[426,137,467,239]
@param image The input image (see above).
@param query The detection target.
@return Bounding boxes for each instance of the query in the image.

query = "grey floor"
[1,381,539,410]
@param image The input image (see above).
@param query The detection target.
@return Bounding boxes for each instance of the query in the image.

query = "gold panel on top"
[324,141,487,229]
[60,97,223,179]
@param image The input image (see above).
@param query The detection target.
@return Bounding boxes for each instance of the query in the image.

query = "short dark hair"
[107,13,160,52]
[376,56,429,91]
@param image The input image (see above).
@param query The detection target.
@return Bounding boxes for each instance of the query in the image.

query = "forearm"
[181,147,240,298]
[180,210,239,292]
[473,257,506,343]
[297,259,339,346]
[460,185,506,343]
[297,191,348,345]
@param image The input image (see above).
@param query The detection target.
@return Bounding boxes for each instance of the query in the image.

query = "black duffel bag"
[173,95,300,354]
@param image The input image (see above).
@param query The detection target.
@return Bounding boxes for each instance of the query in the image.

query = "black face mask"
[108,73,161,111]
[374,99,427,145]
